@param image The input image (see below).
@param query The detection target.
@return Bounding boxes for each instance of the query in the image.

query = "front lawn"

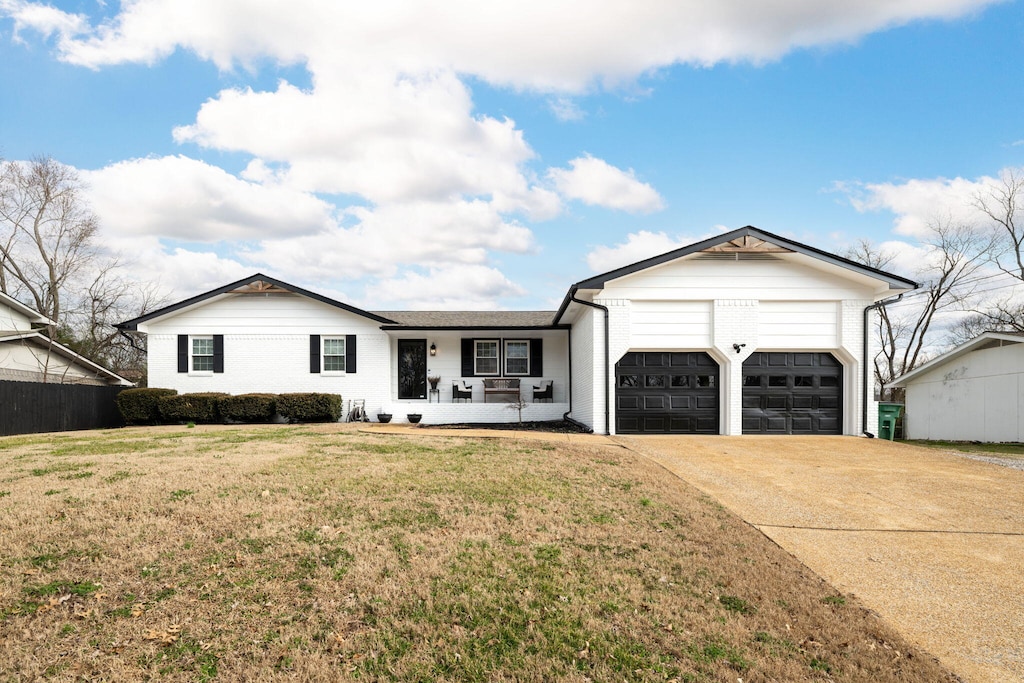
[0,425,952,681]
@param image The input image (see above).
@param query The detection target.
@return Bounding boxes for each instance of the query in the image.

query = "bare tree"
[845,219,993,397]
[0,156,100,327]
[0,156,162,382]
[974,169,1024,283]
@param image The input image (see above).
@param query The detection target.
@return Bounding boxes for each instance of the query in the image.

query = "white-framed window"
[504,339,530,375]
[474,339,499,375]
[323,337,346,373]
[191,336,214,372]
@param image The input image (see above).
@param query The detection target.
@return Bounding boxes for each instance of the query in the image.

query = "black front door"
[398,339,427,400]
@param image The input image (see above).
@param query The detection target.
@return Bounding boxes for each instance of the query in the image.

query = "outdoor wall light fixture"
[733,343,746,354]
[429,343,437,356]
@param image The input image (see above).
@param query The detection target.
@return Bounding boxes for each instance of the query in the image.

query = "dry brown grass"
[0,424,955,682]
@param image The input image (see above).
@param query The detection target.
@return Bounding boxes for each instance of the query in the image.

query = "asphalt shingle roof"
[372,310,557,328]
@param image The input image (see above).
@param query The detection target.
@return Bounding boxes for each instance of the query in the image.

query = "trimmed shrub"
[116,388,178,425]
[157,392,229,424]
[276,393,342,423]
[220,393,277,423]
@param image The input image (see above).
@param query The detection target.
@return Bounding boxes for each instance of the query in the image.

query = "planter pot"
[377,413,392,423]
[407,413,422,424]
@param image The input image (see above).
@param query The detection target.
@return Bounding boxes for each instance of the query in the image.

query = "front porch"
[375,400,570,425]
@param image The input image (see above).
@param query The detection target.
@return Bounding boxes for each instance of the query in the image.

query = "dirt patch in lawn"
[0,425,955,681]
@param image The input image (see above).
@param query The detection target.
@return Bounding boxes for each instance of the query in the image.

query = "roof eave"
[1,331,133,386]
[886,331,1024,388]
[117,273,399,330]
[570,226,918,292]
[380,324,571,331]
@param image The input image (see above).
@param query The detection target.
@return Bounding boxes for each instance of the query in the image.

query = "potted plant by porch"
[407,413,422,424]
[377,412,392,423]
[427,374,440,391]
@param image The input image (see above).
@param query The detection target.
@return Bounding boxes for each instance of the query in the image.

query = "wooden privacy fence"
[0,380,126,436]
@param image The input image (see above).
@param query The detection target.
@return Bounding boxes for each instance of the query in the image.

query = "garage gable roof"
[554,226,918,324]
[887,331,1024,388]
[573,226,917,291]
[117,273,399,330]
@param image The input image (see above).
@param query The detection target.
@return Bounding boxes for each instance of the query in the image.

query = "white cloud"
[585,230,704,273]
[173,73,544,206]
[242,198,536,283]
[840,170,1015,238]
[4,0,1001,88]
[549,155,664,213]
[548,97,585,122]
[81,155,335,242]
[0,0,88,43]
[3,0,1005,306]
[370,265,527,310]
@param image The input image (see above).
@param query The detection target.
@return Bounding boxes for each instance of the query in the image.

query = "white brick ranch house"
[118,226,916,435]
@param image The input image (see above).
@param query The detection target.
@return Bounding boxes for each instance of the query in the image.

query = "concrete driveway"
[616,435,1024,683]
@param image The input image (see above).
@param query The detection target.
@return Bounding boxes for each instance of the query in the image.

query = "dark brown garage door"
[742,352,842,434]
[616,352,719,434]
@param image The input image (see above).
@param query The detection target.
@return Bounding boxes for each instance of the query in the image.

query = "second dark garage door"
[616,352,719,434]
[742,352,842,434]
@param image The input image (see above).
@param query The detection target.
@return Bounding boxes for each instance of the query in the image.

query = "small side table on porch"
[428,388,440,403]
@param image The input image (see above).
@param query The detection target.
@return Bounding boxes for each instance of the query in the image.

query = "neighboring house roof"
[376,310,564,330]
[554,225,919,324]
[0,290,55,327]
[0,330,134,386]
[887,331,1024,388]
[117,273,400,329]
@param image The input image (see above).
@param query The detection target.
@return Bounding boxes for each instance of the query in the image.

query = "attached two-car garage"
[614,350,843,435]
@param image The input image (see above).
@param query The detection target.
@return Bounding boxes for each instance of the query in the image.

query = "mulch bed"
[430,420,591,433]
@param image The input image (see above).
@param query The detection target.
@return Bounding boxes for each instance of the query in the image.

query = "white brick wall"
[567,304,599,433]
[711,299,759,435]
[145,293,572,424]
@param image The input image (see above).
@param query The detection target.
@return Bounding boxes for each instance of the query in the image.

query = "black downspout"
[570,290,610,435]
[862,294,904,437]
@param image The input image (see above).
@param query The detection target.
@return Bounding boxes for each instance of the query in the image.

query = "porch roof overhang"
[375,310,566,331]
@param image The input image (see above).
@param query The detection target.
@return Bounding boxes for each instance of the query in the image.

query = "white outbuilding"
[887,331,1024,442]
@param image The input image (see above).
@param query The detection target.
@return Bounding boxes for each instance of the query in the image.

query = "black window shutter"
[461,338,475,377]
[212,335,224,373]
[309,335,320,373]
[177,335,188,373]
[345,335,357,373]
[530,338,543,377]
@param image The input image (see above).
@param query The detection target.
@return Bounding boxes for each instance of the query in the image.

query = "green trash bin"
[877,402,903,440]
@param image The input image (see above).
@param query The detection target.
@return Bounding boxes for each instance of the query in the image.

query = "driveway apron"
[617,435,1024,683]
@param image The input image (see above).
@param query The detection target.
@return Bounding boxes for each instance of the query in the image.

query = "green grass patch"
[905,439,1024,457]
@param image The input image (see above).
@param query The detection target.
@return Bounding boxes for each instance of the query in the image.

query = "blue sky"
[1,0,1022,311]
